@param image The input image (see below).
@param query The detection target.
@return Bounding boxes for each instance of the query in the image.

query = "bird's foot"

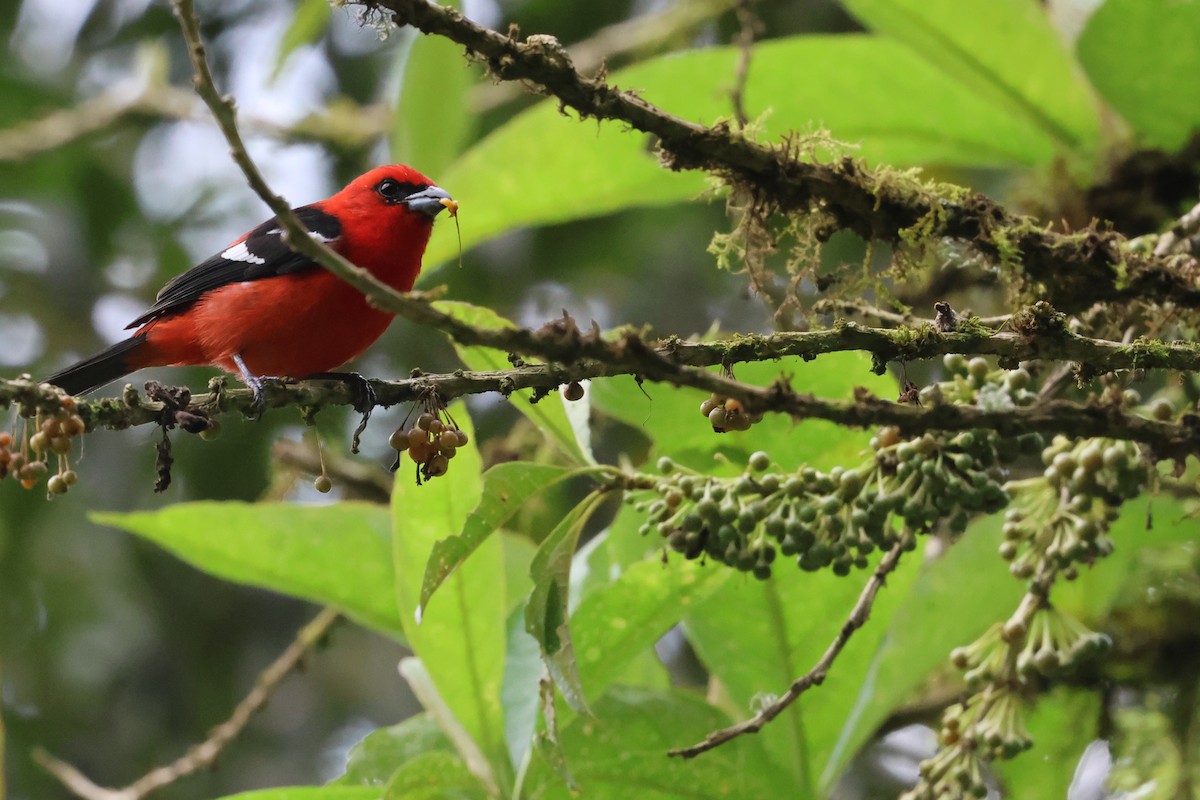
[232,354,283,420]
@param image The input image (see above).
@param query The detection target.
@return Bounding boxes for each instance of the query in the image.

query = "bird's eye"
[376,179,403,201]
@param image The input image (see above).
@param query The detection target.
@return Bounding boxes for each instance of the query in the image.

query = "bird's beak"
[404,186,458,219]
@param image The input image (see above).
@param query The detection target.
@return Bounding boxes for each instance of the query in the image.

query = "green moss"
[1012,302,1067,337]
[954,315,994,338]
[1118,337,1172,368]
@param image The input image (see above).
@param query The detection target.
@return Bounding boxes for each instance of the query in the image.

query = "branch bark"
[363,0,1200,314]
[7,313,1199,456]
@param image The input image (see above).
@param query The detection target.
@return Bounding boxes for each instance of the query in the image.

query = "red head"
[321,164,456,291]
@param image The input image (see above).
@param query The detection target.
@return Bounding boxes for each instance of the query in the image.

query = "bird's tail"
[44,334,149,396]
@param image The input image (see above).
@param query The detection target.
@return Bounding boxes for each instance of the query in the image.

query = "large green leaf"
[573,550,729,696]
[382,751,489,800]
[214,790,379,800]
[820,514,1018,786]
[994,687,1101,799]
[423,33,1069,266]
[391,4,478,177]
[419,461,577,615]
[1077,0,1200,150]
[685,539,925,793]
[272,0,332,78]
[840,0,1100,155]
[93,502,403,638]
[823,493,1194,787]
[391,406,509,773]
[433,300,590,464]
[334,715,453,787]
[524,686,790,799]
[525,492,606,715]
[1054,495,1196,621]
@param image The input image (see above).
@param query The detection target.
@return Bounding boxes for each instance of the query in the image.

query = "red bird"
[46,165,455,400]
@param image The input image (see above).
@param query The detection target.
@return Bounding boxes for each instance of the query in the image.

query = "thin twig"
[729,0,761,126]
[35,608,341,800]
[471,0,736,113]
[0,81,386,163]
[669,536,910,758]
[271,439,393,502]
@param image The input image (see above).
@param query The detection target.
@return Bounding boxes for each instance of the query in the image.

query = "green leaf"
[1077,0,1200,150]
[524,686,790,799]
[840,0,1100,155]
[424,33,1078,266]
[382,751,489,800]
[213,789,379,800]
[391,406,509,773]
[589,351,893,474]
[273,0,331,79]
[994,688,1101,799]
[525,492,606,715]
[821,515,1018,785]
[501,604,543,769]
[335,715,452,787]
[93,502,403,638]
[419,461,576,615]
[391,12,478,177]
[685,539,925,793]
[433,301,590,464]
[1052,495,1198,625]
[501,505,725,762]
[825,493,1200,786]
[572,551,729,697]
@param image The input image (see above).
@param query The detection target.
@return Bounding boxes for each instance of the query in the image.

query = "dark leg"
[232,353,278,418]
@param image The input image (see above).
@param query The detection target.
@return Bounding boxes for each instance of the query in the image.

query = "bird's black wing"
[125,206,342,329]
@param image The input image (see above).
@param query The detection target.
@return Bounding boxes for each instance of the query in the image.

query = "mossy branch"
[7,315,1199,456]
[364,0,1200,314]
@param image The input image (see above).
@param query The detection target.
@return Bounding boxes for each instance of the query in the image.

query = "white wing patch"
[221,241,266,265]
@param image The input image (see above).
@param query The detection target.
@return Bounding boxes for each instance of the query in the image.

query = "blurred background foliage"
[0,2,854,797]
[2,0,1200,798]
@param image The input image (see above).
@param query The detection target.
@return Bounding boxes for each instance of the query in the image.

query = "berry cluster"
[0,398,85,495]
[904,742,990,799]
[699,393,763,433]
[633,423,1014,580]
[1000,437,1147,578]
[389,401,469,484]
